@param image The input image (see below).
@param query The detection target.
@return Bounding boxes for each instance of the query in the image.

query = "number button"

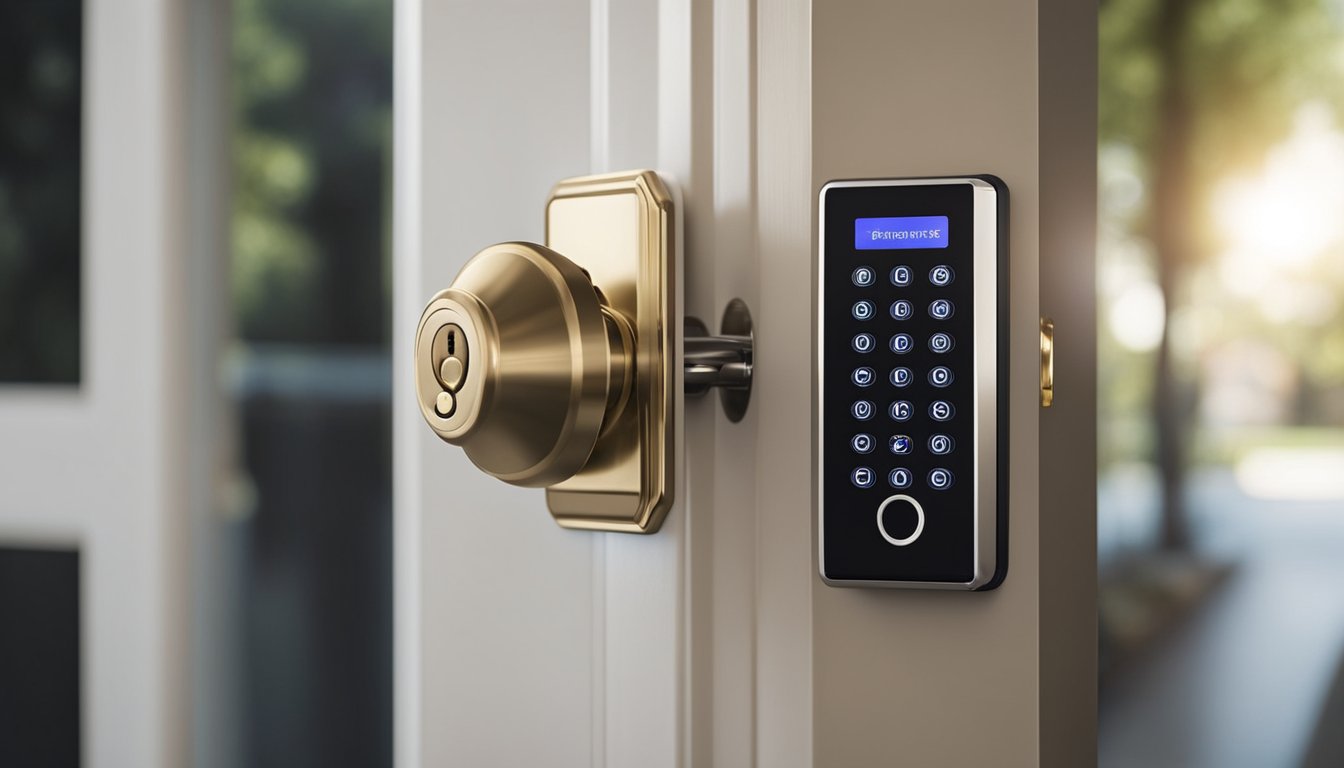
[852,367,876,387]
[889,401,913,422]
[852,333,876,353]
[852,267,876,287]
[888,468,913,489]
[929,366,954,387]
[890,367,912,388]
[929,400,955,421]
[889,435,912,455]
[929,332,954,353]
[851,467,877,489]
[852,300,875,321]
[929,265,954,286]
[890,333,914,354]
[929,299,954,319]
[928,434,955,455]
[890,265,913,286]
[851,433,875,454]
[852,400,875,420]
[889,300,912,320]
[928,468,954,490]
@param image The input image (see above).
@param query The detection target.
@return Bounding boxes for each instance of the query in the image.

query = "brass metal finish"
[414,242,632,487]
[544,171,677,533]
[1040,317,1055,408]
[414,170,677,533]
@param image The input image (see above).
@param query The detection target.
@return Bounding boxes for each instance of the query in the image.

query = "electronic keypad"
[818,177,1008,590]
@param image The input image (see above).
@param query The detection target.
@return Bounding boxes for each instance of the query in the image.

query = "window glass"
[0,2,83,384]
[224,0,392,764]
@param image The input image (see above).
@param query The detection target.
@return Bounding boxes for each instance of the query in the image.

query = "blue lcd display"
[855,215,949,250]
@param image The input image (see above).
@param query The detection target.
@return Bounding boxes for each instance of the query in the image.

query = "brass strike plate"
[543,171,677,533]
[1040,317,1054,408]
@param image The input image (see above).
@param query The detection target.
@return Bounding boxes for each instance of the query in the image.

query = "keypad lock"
[818,177,1008,589]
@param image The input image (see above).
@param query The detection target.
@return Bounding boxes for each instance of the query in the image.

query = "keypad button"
[890,333,914,354]
[889,367,912,388]
[929,265,955,286]
[929,400,955,421]
[890,265,913,286]
[852,400,875,420]
[928,468,954,490]
[929,299,954,319]
[889,401,913,421]
[929,332,954,353]
[852,300,875,321]
[889,300,912,320]
[928,366,954,387]
[852,367,876,387]
[889,435,912,455]
[928,434,955,455]
[888,468,913,489]
[852,266,876,287]
[852,333,876,353]
[851,467,877,489]
[851,433,875,454]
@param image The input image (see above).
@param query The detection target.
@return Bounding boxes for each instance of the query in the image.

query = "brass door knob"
[414,170,752,533]
[415,242,632,487]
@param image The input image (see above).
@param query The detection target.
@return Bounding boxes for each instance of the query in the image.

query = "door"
[393,1,1097,766]
[0,2,213,766]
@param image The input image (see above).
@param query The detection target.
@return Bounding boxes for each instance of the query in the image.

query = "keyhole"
[435,323,468,393]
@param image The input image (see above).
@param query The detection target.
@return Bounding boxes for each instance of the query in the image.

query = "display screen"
[854,215,949,250]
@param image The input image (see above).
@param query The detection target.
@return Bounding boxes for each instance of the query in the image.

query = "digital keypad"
[821,177,1006,589]
[843,270,963,500]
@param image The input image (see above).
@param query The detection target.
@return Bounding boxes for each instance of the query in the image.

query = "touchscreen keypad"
[820,178,1005,588]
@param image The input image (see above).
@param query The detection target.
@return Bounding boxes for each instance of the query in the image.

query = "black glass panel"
[0,2,83,384]
[0,546,80,768]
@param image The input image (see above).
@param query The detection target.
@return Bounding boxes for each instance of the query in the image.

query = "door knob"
[414,170,752,533]
[414,242,632,487]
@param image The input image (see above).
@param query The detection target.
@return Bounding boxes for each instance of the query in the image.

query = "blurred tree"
[1100,0,1339,549]
[229,2,393,767]
[233,0,392,346]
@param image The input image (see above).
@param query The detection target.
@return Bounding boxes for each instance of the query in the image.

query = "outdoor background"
[1097,0,1344,765]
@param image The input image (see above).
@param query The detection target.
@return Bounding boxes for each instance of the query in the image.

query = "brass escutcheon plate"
[544,171,677,533]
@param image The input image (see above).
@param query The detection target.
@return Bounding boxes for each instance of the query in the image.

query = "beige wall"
[810,2,1096,765]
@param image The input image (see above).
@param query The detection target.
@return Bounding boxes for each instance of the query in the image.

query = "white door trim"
[0,2,193,765]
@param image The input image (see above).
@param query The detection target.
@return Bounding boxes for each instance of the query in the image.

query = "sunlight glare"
[1213,104,1344,275]
[1235,447,1344,501]
[1108,280,1165,352]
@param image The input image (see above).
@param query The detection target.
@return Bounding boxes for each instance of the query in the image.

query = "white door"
[0,2,212,766]
[393,1,1098,766]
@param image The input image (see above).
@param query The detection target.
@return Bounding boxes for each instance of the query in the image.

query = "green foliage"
[1102,0,1340,175]
[1099,0,1344,468]
[232,0,392,345]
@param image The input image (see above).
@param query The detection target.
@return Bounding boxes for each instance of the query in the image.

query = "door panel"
[0,2,193,765]
[398,2,597,765]
[396,1,1095,766]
